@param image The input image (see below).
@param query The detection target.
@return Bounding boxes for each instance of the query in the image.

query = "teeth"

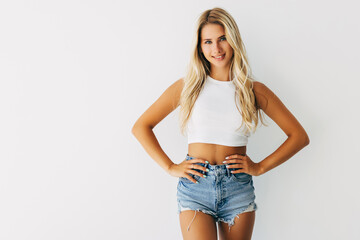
[215,54,224,59]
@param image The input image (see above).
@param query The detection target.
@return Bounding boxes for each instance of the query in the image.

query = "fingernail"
[225,157,229,159]
[223,161,227,163]
[196,181,199,184]
[205,161,209,163]
[203,175,206,178]
[206,169,209,172]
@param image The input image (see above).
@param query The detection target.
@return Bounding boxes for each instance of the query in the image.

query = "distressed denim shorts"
[177,154,258,232]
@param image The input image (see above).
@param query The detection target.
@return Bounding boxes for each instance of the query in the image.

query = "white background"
[1,0,359,239]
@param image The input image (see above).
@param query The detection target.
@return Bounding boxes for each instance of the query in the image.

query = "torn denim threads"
[176,154,258,232]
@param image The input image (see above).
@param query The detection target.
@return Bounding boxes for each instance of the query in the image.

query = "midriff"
[187,143,246,165]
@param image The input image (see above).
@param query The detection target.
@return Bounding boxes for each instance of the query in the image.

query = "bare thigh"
[179,210,217,240]
[218,211,256,240]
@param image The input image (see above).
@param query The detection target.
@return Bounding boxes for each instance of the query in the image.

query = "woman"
[132,7,309,240]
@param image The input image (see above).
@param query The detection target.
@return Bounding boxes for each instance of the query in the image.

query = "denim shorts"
[176,154,258,232]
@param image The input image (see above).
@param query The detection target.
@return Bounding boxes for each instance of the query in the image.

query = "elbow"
[131,124,141,136]
[300,132,310,147]
[131,123,152,135]
[131,122,140,135]
[304,134,310,146]
[131,126,137,135]
[289,131,310,147]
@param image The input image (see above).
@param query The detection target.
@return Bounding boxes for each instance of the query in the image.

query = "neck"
[209,66,231,81]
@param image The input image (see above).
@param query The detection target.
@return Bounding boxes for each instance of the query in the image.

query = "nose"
[212,42,222,54]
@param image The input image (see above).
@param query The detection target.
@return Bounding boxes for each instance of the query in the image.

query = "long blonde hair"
[179,7,268,136]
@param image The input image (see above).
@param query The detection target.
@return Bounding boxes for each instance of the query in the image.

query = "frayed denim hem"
[217,202,258,232]
[177,202,217,231]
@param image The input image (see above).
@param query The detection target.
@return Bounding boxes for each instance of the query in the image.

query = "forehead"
[200,23,225,39]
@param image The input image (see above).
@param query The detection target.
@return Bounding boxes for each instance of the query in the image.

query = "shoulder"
[162,77,184,94]
[252,81,268,94]
[169,77,184,100]
[252,81,310,141]
[164,77,185,108]
[132,77,185,129]
[173,77,185,91]
[252,81,274,111]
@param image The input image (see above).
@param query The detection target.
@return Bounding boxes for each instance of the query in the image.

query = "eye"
[204,37,226,44]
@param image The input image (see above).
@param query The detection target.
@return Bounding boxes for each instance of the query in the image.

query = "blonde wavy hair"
[179,7,268,136]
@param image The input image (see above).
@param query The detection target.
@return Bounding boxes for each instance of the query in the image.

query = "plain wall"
[0,0,359,239]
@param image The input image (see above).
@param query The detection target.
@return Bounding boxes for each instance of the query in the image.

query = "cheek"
[225,44,233,53]
[201,45,209,53]
[202,49,211,58]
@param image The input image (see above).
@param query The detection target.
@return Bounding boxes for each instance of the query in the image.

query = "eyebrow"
[203,35,226,41]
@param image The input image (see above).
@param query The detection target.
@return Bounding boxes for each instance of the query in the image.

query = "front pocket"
[180,173,201,184]
[230,172,252,183]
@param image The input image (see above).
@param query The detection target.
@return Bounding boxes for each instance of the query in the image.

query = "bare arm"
[253,81,310,175]
[131,78,184,174]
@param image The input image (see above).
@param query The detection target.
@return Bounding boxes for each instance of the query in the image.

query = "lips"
[213,53,225,60]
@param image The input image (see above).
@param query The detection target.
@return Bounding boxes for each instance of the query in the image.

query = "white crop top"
[186,75,251,147]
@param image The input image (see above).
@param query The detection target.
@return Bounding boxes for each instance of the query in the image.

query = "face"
[200,23,233,68]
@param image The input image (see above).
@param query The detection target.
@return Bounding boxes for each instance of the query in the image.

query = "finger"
[188,169,206,178]
[226,163,242,169]
[225,154,245,160]
[184,168,205,177]
[231,167,245,173]
[189,158,208,164]
[184,174,196,183]
[191,178,198,183]
[225,158,242,164]
[187,163,198,170]
[184,173,198,183]
[188,164,209,172]
[187,162,205,170]
[187,163,194,169]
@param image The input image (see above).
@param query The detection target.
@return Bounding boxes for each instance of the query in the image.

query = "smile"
[213,54,225,60]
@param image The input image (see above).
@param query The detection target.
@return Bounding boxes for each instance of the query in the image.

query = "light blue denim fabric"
[177,154,258,232]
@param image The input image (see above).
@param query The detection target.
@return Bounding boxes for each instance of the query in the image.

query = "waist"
[188,143,246,165]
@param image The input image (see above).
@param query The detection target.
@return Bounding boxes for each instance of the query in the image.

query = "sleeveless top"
[186,75,251,147]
